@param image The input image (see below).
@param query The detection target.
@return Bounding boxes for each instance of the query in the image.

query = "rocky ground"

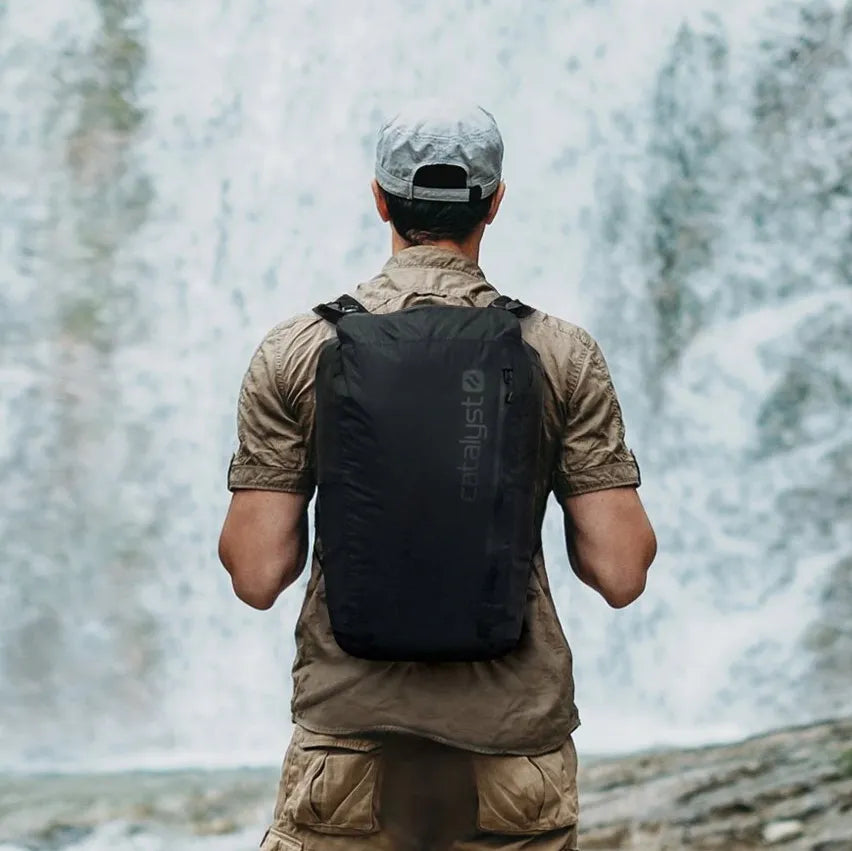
[1,718,850,850]
[579,718,852,850]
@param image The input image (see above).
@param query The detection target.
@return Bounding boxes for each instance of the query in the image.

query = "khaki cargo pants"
[260,725,579,851]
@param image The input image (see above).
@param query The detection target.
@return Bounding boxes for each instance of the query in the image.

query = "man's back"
[228,245,641,755]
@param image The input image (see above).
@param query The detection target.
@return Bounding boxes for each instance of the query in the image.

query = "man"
[219,101,656,851]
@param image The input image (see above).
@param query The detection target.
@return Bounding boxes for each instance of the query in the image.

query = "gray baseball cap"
[375,100,504,203]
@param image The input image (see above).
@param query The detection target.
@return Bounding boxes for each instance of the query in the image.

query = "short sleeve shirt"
[230,256,638,502]
[227,245,640,755]
[229,317,329,495]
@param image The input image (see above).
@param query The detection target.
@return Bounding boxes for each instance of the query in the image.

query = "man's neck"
[390,230,482,264]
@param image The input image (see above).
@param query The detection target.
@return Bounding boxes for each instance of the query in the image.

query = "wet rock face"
[1,719,850,850]
[583,0,852,739]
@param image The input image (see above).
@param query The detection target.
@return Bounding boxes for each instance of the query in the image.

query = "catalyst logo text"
[459,370,487,502]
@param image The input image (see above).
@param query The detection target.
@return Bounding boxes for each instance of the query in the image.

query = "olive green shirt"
[229,246,640,755]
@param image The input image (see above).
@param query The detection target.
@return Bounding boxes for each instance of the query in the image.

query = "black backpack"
[313,293,544,662]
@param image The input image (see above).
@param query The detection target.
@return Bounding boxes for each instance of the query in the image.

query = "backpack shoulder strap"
[489,294,536,319]
[313,294,369,325]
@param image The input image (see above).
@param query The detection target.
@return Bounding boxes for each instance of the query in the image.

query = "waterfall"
[1,0,849,770]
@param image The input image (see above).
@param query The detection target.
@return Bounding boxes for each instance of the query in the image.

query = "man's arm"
[562,487,656,608]
[219,490,310,610]
[222,319,319,609]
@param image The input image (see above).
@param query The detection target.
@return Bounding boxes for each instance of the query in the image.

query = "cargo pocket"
[288,731,382,836]
[472,738,578,834]
[260,826,302,850]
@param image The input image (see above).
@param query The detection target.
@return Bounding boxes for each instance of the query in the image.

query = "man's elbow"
[604,529,657,609]
[603,571,648,609]
[220,546,287,610]
[231,575,279,610]
[226,554,304,610]
[600,534,657,609]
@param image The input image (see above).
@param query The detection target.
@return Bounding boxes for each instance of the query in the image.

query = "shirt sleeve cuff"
[228,462,316,495]
[552,459,641,500]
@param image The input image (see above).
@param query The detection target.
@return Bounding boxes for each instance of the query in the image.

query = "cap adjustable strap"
[489,295,535,319]
[313,294,369,325]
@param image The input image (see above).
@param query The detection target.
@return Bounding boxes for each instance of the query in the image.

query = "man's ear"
[371,179,391,223]
[485,181,506,225]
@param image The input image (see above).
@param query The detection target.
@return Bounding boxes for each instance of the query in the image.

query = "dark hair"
[382,165,493,246]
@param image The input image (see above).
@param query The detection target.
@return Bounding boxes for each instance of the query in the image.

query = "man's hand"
[562,487,656,608]
[218,490,310,609]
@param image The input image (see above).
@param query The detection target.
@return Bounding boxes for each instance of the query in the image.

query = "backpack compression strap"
[490,295,536,319]
[313,294,369,325]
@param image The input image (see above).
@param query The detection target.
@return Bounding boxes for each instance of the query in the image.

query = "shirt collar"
[381,246,487,282]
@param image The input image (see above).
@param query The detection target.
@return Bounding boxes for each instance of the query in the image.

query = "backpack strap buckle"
[313,294,369,325]
[489,295,535,319]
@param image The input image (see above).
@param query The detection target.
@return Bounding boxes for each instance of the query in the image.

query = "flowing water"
[1,0,850,775]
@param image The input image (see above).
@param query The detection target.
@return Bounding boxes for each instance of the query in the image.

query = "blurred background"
[1,0,850,787]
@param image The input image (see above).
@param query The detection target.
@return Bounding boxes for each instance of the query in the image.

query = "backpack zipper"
[483,364,513,603]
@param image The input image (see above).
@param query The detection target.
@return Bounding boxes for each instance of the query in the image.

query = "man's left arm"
[219,490,309,609]
[219,323,315,609]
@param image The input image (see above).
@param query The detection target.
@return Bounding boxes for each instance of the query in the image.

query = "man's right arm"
[552,332,655,607]
[562,487,656,608]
